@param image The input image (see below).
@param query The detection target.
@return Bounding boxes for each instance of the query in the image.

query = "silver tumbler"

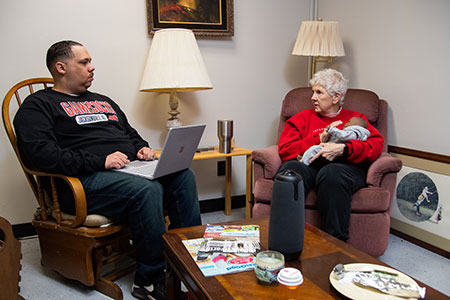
[217,120,233,153]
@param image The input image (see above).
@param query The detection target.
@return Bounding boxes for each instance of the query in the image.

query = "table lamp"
[292,20,345,79]
[140,28,212,129]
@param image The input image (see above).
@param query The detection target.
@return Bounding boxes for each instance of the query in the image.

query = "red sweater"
[278,108,384,164]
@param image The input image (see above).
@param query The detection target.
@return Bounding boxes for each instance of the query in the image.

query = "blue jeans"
[61,168,201,286]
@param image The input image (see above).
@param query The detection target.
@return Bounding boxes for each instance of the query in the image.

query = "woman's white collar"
[321,107,342,117]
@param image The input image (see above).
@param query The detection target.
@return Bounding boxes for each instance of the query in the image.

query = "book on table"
[182,224,260,277]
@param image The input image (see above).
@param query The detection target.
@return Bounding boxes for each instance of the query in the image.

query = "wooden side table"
[0,216,24,300]
[155,146,253,218]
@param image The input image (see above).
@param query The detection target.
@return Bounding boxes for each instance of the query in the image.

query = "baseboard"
[199,195,246,213]
[12,223,36,239]
[12,195,247,239]
[390,228,450,259]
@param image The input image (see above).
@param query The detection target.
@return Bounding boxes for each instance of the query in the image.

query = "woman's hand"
[309,143,345,163]
[329,120,343,128]
[136,147,156,161]
[320,128,330,143]
[320,120,343,143]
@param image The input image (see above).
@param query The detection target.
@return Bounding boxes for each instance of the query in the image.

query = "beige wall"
[0,0,310,224]
[315,0,450,248]
[4,0,447,225]
[317,0,450,156]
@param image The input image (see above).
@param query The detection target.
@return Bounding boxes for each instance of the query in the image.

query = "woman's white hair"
[309,69,348,106]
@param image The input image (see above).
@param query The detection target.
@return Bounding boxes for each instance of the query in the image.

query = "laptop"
[115,124,205,180]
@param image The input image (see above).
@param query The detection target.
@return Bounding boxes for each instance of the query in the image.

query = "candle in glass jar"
[255,250,285,284]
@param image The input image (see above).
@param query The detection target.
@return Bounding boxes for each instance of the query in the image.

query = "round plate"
[329,263,420,300]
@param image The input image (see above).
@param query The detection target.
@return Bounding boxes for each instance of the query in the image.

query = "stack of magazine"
[182,224,260,277]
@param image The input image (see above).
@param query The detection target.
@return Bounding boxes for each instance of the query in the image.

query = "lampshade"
[140,28,212,92]
[292,21,345,57]
[140,28,212,129]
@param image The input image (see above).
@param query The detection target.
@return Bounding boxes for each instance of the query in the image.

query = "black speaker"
[268,169,305,261]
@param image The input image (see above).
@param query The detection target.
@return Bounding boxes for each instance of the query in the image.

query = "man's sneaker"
[131,280,188,300]
[131,280,165,300]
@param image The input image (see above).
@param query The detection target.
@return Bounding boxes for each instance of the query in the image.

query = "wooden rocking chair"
[2,78,136,299]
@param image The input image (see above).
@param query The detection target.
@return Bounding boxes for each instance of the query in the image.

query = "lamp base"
[166,118,182,130]
[311,56,333,79]
[166,90,182,129]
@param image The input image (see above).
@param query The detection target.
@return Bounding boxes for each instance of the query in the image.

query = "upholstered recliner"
[252,87,402,257]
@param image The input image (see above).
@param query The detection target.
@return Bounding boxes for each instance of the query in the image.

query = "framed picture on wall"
[146,0,234,36]
[389,146,450,253]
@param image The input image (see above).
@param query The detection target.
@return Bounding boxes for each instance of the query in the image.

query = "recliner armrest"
[252,145,282,179]
[366,152,402,187]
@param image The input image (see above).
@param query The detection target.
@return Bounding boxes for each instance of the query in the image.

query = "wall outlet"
[217,161,225,176]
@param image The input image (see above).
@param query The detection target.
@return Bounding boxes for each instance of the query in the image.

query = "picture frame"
[146,0,234,36]
[388,146,450,253]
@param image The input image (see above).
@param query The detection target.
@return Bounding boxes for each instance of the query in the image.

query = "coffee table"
[163,217,448,300]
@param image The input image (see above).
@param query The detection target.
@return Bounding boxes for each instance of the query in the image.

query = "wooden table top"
[163,217,448,300]
[155,146,252,160]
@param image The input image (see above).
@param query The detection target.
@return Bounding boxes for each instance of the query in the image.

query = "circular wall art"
[396,172,439,222]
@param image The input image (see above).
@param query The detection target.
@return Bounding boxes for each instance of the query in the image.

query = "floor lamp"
[292,20,345,80]
[140,28,212,129]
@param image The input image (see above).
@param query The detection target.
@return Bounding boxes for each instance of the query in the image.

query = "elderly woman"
[277,69,384,241]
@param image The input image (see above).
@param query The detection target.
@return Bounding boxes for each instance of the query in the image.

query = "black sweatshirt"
[13,88,149,177]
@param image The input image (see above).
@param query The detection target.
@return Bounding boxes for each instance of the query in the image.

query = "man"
[413,186,433,216]
[13,40,200,300]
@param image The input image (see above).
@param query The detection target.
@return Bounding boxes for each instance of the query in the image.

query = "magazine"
[200,224,260,254]
[181,224,261,277]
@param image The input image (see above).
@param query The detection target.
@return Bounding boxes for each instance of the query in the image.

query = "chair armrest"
[29,169,87,228]
[59,175,87,227]
[252,145,282,179]
[366,152,402,187]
